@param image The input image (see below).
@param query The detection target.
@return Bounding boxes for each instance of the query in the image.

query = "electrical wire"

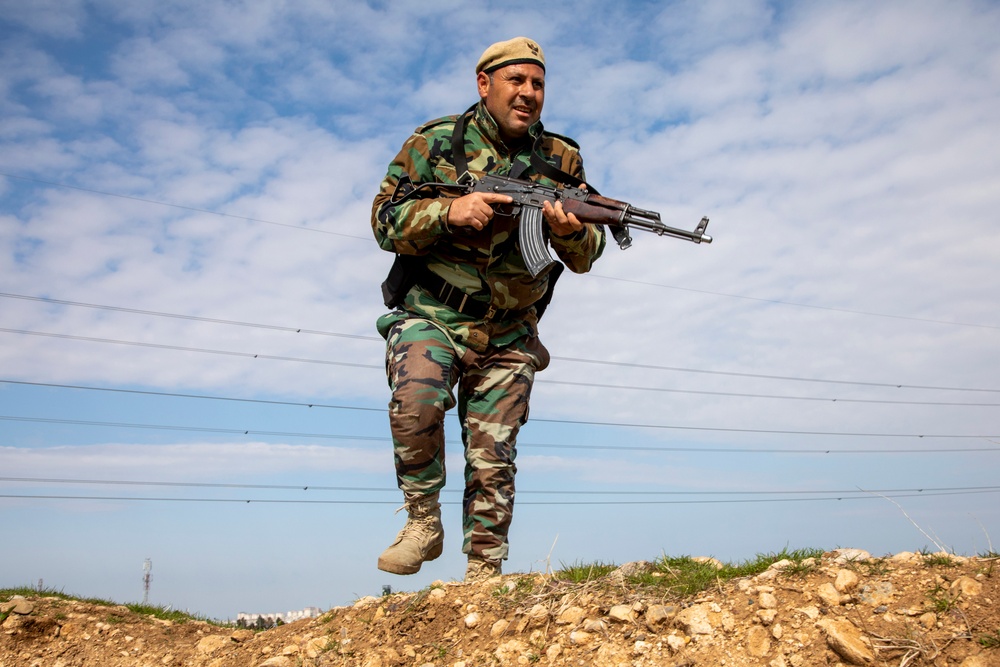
[3,321,1000,394]
[592,274,1000,331]
[4,379,999,413]
[0,293,380,341]
[2,174,997,331]
[2,488,998,506]
[3,414,999,448]
[551,355,1000,393]
[0,380,383,411]
[0,327,382,370]
[3,476,997,497]
[537,379,1000,406]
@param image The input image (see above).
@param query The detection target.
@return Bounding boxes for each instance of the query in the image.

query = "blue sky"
[2,0,999,620]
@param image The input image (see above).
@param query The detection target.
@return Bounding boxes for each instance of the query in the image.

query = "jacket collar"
[474,101,542,152]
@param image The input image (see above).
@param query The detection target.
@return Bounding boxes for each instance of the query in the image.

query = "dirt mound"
[3,550,998,667]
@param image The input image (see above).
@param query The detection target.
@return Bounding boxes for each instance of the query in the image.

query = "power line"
[2,488,997,506]
[0,415,380,441]
[3,476,997,497]
[5,378,999,412]
[519,441,1000,454]
[538,379,1000,407]
[0,477,388,492]
[3,307,1000,393]
[0,327,382,370]
[0,380,384,412]
[552,355,1000,394]
[3,414,999,447]
[3,175,997,331]
[527,414,1000,439]
[0,293,380,341]
[10,319,997,394]
[592,274,1000,331]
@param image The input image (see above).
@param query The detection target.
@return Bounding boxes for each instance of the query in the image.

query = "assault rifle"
[389,172,712,277]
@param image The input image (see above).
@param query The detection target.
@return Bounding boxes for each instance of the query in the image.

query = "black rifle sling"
[450,105,578,321]
[454,104,591,189]
[450,104,477,179]
[383,105,591,317]
[528,133,595,192]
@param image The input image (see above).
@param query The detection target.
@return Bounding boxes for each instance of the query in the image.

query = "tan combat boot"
[377,493,444,575]
[464,555,502,582]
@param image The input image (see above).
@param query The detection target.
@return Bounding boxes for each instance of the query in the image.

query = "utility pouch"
[381,254,423,309]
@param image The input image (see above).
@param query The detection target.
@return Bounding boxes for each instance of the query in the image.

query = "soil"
[2,549,998,667]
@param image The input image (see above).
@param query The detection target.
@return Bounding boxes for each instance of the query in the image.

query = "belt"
[418,270,523,321]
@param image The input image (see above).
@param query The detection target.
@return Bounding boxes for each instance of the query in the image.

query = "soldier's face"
[478,63,545,143]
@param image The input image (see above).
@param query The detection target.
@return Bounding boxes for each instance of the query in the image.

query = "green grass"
[850,556,891,577]
[978,629,1000,649]
[553,547,825,599]
[487,574,539,612]
[977,553,998,578]
[920,551,957,567]
[554,560,618,583]
[1,586,229,626]
[926,584,956,613]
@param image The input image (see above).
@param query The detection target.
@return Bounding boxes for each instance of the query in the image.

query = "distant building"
[236,607,322,629]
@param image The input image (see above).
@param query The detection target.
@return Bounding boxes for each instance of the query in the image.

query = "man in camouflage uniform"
[371,37,606,582]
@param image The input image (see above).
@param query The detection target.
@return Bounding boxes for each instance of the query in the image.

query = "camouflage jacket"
[372,102,606,350]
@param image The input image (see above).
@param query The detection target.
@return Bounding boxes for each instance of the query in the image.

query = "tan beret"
[476,37,545,74]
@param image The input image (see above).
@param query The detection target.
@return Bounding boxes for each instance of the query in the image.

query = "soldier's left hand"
[542,200,583,236]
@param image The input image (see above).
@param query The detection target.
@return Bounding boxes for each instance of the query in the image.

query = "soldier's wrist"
[441,205,453,234]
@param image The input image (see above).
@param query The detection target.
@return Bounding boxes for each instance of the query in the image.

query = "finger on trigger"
[484,192,513,205]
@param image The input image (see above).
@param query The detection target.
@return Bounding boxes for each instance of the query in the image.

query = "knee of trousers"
[465,455,517,484]
[388,390,452,445]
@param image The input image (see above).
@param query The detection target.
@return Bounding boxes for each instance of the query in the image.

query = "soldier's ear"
[476,71,491,100]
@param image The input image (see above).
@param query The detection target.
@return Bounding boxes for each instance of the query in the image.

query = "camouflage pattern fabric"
[371,101,605,562]
[372,102,606,352]
[382,314,549,562]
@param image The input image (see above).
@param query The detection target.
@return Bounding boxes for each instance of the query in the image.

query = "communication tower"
[142,559,152,605]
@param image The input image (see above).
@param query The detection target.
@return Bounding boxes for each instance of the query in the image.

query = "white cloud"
[2,0,999,617]
[0,0,88,38]
[110,37,192,89]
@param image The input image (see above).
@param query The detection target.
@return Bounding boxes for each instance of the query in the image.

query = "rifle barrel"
[623,210,713,244]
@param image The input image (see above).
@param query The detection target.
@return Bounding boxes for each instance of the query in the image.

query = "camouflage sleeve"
[371,129,454,256]
[545,141,607,273]
[550,223,605,273]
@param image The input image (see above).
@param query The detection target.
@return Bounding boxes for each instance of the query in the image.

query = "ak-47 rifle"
[389,171,712,277]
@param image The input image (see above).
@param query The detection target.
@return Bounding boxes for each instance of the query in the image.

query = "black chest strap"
[450,104,477,179]
[451,104,594,190]
[442,104,580,321]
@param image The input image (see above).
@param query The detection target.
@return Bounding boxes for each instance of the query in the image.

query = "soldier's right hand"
[446,192,513,231]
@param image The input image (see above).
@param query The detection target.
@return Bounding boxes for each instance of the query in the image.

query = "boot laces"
[402,511,440,540]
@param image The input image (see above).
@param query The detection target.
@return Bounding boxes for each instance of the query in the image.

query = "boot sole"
[377,540,443,575]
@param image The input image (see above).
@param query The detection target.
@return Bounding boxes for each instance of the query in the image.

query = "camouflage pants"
[383,315,547,562]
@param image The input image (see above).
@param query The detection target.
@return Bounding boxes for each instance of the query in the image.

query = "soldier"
[371,37,606,582]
